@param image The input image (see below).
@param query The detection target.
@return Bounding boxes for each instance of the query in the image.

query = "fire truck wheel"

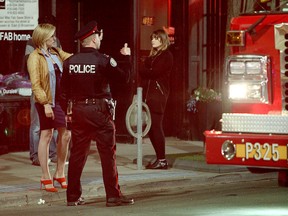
[278,171,288,187]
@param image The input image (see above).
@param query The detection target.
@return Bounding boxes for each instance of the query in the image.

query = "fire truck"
[204,0,288,186]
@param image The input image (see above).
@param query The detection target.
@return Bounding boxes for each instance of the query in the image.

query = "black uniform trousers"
[66,102,120,202]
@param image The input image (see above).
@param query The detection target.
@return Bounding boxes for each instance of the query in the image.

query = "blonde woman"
[27,23,72,192]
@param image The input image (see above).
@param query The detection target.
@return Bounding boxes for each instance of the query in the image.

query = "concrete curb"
[0,139,279,209]
[1,169,277,209]
[173,158,248,173]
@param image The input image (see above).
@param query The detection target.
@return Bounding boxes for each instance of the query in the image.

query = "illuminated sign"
[142,16,154,26]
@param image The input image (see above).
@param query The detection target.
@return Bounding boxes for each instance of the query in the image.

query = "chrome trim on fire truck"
[222,113,288,134]
[226,55,271,104]
[221,140,236,160]
[274,23,288,113]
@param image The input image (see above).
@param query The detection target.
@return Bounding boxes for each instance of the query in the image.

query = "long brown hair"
[149,29,170,57]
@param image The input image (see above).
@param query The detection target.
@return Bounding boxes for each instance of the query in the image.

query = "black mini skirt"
[35,102,66,130]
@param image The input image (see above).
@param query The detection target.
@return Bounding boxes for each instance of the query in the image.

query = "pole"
[136,87,143,170]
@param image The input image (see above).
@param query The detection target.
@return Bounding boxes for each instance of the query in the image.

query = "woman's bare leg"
[38,129,53,187]
[54,127,70,179]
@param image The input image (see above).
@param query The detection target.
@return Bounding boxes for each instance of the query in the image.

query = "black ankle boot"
[145,159,168,169]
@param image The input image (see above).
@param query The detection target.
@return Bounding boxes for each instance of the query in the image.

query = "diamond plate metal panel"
[222,113,288,134]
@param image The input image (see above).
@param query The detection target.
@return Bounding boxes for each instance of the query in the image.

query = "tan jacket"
[27,47,72,105]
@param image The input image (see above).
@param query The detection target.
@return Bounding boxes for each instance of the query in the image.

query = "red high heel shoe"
[53,177,68,189]
[40,179,58,192]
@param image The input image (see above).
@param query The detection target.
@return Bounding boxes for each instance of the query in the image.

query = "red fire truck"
[204,0,288,186]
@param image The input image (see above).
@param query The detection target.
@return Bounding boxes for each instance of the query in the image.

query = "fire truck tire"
[278,171,288,187]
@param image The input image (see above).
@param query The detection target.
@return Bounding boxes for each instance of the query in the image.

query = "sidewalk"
[0,137,277,208]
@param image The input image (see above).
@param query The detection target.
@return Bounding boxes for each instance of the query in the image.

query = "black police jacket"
[60,47,130,113]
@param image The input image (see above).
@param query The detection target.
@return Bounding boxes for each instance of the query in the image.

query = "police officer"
[60,21,134,207]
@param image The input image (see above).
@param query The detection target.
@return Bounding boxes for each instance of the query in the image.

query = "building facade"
[0,0,230,151]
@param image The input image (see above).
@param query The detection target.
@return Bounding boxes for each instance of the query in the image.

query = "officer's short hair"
[81,34,96,46]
